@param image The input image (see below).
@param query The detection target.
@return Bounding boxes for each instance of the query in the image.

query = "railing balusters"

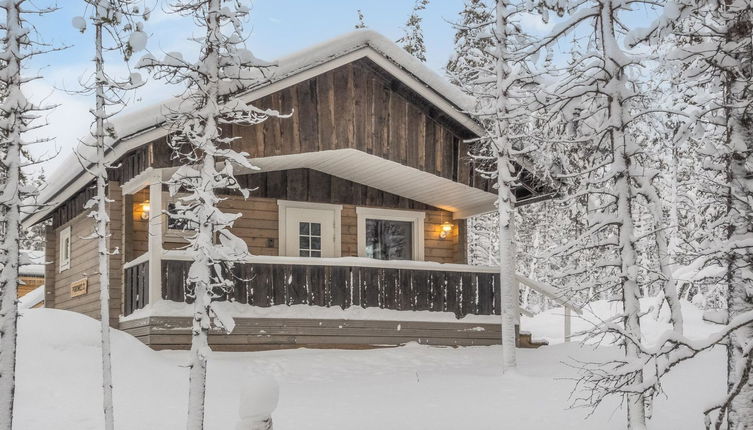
[140,259,502,319]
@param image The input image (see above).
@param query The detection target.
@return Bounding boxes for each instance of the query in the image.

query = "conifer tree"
[138,1,284,427]
[0,1,57,428]
[72,2,148,428]
[397,0,429,62]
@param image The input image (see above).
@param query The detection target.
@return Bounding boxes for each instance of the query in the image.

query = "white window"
[278,200,342,258]
[59,226,71,272]
[356,207,425,261]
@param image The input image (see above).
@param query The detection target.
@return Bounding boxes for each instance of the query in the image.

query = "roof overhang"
[151,149,497,219]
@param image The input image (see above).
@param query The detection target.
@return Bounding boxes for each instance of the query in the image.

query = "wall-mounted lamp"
[439,221,453,239]
[140,201,150,220]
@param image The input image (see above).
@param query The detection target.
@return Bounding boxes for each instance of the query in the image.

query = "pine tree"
[137,1,284,428]
[355,9,366,29]
[72,2,148,428]
[635,1,753,425]
[446,0,493,89]
[0,1,57,428]
[397,0,429,62]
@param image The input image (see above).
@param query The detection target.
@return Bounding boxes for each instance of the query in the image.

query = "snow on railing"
[124,249,581,340]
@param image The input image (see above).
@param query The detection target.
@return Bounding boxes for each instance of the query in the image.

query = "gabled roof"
[24,30,484,227]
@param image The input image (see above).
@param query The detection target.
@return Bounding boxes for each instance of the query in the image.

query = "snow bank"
[16,309,185,430]
[14,304,723,429]
[521,298,721,346]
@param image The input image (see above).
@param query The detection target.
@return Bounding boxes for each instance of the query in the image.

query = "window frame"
[277,200,342,258]
[356,207,425,261]
[58,226,71,272]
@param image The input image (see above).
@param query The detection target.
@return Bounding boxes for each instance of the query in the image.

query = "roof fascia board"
[22,126,166,228]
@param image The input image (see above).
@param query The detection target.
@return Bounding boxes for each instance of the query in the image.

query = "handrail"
[123,252,149,270]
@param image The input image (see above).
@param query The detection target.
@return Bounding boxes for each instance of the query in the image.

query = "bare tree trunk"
[185,2,220,427]
[599,2,645,427]
[0,3,24,427]
[94,19,115,430]
[493,0,517,372]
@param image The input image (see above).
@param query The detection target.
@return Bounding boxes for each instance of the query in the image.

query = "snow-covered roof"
[24,30,480,228]
[19,285,44,310]
[20,250,45,277]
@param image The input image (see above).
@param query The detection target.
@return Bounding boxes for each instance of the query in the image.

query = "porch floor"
[119,314,545,351]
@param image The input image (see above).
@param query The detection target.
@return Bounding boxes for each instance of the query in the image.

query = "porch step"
[517,330,548,349]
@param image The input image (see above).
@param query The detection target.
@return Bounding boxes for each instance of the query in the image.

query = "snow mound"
[13,306,724,429]
[521,298,721,345]
[16,309,185,430]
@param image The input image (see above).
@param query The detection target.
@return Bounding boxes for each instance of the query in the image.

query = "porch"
[121,251,580,350]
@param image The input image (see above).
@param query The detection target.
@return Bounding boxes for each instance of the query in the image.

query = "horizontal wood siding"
[121,316,503,351]
[237,169,439,211]
[49,182,122,326]
[52,214,102,320]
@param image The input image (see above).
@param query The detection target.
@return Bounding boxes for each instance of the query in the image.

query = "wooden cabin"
[23,31,569,351]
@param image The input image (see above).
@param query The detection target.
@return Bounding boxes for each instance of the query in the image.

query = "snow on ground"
[15,301,724,429]
[521,297,721,346]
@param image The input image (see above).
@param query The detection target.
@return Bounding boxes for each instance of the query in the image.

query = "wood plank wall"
[127,170,464,264]
[47,181,122,326]
[231,59,489,192]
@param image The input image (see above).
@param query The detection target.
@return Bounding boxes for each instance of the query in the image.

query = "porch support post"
[510,214,520,325]
[564,307,572,342]
[148,177,163,305]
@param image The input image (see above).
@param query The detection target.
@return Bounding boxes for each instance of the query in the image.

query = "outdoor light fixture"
[439,222,453,239]
[140,201,150,220]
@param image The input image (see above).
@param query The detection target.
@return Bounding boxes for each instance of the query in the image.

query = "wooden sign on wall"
[70,278,88,297]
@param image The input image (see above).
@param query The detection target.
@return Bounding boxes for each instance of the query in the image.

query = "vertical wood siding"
[151,260,500,320]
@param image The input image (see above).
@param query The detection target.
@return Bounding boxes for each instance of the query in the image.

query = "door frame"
[277,200,343,257]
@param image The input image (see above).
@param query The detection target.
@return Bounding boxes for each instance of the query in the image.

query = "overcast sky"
[25,0,507,177]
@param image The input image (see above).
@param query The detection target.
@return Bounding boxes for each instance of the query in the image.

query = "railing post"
[148,176,163,305]
[564,306,572,343]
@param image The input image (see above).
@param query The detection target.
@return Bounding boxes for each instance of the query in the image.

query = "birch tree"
[0,1,56,427]
[72,2,147,429]
[137,1,282,428]
[446,0,493,89]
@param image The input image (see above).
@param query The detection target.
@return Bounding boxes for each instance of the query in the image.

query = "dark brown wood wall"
[156,260,498,320]
[232,59,490,191]
[237,169,441,211]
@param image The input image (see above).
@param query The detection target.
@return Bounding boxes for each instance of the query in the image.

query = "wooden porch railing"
[158,259,501,319]
[122,253,582,343]
[124,260,149,316]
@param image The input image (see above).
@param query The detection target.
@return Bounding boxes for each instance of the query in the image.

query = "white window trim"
[58,226,71,272]
[277,200,343,257]
[356,207,425,261]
